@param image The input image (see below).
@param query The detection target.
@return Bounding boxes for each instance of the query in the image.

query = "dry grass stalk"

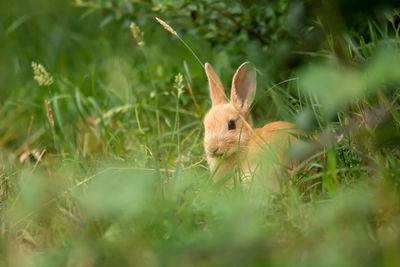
[154,17,204,68]
[19,149,46,165]
[25,116,34,152]
[44,100,54,127]
[155,17,179,37]
[33,149,47,168]
[0,173,3,200]
[185,75,202,118]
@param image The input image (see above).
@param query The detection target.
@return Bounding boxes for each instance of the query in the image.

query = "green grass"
[1,0,400,266]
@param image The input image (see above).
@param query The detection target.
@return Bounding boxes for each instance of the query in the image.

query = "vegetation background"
[1,0,400,266]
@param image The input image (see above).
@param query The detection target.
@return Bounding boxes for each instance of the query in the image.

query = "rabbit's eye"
[228,120,236,130]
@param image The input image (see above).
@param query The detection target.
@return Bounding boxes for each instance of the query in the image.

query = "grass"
[1,0,400,266]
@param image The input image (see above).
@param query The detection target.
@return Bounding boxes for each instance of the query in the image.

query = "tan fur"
[203,62,300,189]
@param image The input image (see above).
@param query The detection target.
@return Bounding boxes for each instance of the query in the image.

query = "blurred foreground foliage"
[1,0,400,266]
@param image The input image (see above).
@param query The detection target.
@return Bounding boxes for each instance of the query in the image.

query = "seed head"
[32,62,53,86]
[174,73,184,97]
[155,17,179,37]
[130,22,145,47]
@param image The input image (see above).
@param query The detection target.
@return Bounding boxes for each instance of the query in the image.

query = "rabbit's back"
[250,121,299,147]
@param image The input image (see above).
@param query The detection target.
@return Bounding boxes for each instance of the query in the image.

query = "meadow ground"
[1,1,400,266]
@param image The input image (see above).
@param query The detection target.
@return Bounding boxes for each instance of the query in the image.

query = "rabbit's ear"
[205,63,227,106]
[230,62,256,112]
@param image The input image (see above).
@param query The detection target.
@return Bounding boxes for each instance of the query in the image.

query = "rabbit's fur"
[203,62,299,188]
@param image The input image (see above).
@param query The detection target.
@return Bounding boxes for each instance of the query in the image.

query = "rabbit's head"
[203,62,256,163]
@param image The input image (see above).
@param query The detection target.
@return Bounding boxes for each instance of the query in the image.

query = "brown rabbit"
[203,62,300,189]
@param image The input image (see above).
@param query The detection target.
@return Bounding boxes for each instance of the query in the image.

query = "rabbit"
[203,62,300,189]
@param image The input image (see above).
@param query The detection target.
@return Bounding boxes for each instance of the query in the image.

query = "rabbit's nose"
[206,147,219,157]
[212,148,224,157]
